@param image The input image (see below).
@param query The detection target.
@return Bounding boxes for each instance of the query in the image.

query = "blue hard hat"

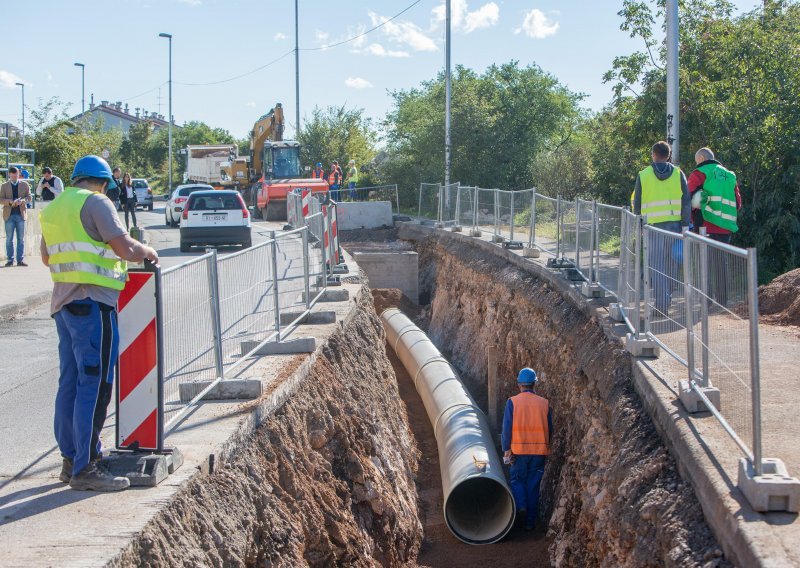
[71,155,117,189]
[316,162,322,167]
[517,368,538,385]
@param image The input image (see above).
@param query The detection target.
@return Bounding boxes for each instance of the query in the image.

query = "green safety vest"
[697,163,738,233]
[639,165,683,224]
[349,166,359,183]
[40,188,127,290]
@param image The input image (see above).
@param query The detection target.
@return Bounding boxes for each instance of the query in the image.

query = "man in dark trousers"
[501,367,552,531]
[40,155,159,491]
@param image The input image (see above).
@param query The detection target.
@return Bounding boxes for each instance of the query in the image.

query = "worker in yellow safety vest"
[630,141,691,313]
[501,368,552,532]
[40,155,159,492]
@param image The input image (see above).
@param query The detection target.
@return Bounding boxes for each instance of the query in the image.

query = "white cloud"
[515,9,559,39]
[273,32,287,41]
[344,77,373,89]
[368,11,437,52]
[0,70,27,89]
[431,0,499,33]
[246,101,256,108]
[177,0,201,6]
[364,43,410,58]
[315,30,329,42]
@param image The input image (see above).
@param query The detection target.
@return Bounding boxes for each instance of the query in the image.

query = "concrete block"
[336,201,393,230]
[280,310,336,325]
[581,282,605,298]
[241,336,316,355]
[179,378,262,402]
[523,247,540,258]
[625,333,660,358]
[469,228,482,237]
[678,380,721,413]
[352,251,419,304]
[103,448,184,487]
[491,234,505,243]
[393,214,412,222]
[434,222,445,229]
[564,268,583,281]
[503,240,524,250]
[450,225,462,232]
[547,257,574,269]
[332,263,349,274]
[609,302,625,322]
[738,458,800,513]
[302,288,349,302]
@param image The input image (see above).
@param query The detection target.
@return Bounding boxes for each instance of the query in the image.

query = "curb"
[0,290,51,320]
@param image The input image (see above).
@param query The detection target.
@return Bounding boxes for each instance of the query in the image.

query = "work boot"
[59,457,74,483]
[69,462,130,492]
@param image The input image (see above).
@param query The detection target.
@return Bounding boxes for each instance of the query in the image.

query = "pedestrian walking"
[107,167,122,211]
[120,172,138,230]
[328,161,342,201]
[36,167,65,201]
[631,141,691,314]
[501,368,552,532]
[1,166,32,266]
[688,147,742,306]
[345,159,359,200]
[39,155,159,491]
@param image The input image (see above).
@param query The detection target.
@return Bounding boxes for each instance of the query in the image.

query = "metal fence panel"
[476,188,498,236]
[418,182,441,221]
[511,189,535,245]
[274,231,309,330]
[532,193,559,256]
[457,185,475,228]
[440,182,459,226]
[496,190,513,241]
[575,199,595,281]
[559,198,576,261]
[618,210,641,335]
[596,203,624,296]
[643,225,688,363]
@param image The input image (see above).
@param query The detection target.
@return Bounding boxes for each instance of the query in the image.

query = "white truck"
[184,144,238,188]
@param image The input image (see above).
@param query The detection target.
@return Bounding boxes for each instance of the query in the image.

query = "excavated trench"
[110,224,730,567]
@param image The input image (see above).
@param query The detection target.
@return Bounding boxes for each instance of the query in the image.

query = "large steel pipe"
[381,308,515,544]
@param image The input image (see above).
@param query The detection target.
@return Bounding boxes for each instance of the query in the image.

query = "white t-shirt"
[124,185,135,199]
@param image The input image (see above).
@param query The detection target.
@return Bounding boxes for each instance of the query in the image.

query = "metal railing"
[337,184,400,214]
[159,225,325,432]
[416,181,769,482]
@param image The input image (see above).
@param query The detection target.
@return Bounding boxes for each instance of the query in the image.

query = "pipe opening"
[445,476,515,545]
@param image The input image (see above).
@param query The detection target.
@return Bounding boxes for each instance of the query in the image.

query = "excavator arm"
[249,103,285,181]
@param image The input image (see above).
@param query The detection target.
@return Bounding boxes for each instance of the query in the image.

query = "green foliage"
[297,105,378,184]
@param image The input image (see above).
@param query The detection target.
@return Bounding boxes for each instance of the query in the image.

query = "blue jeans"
[330,184,340,201]
[510,454,546,527]
[348,181,356,200]
[54,299,119,476]
[647,221,682,311]
[5,214,24,262]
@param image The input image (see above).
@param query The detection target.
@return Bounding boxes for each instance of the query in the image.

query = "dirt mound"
[372,288,428,329]
[759,268,800,326]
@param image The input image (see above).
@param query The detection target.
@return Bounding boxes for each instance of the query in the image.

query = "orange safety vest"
[313,168,324,179]
[510,392,550,456]
[328,167,341,185]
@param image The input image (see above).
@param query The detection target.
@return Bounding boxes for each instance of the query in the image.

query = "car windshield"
[271,147,301,178]
[132,180,148,189]
[189,194,241,211]
[178,186,210,197]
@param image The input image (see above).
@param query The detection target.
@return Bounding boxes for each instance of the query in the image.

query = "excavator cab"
[262,141,301,180]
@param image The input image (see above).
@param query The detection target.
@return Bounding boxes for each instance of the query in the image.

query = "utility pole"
[159,33,173,193]
[74,62,85,114]
[444,0,452,188]
[295,0,301,137]
[666,0,679,164]
[14,82,24,147]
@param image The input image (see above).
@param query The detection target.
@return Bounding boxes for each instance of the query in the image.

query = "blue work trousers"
[54,299,119,476]
[5,214,25,262]
[329,184,340,201]
[348,181,357,200]
[510,454,546,526]
[647,221,681,312]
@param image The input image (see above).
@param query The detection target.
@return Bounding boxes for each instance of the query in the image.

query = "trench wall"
[399,223,726,567]
[110,286,422,567]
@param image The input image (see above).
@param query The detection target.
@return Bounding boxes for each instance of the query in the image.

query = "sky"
[2,0,762,141]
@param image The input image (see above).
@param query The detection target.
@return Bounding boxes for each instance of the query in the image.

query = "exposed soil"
[399,224,729,568]
[759,268,800,326]
[110,287,423,567]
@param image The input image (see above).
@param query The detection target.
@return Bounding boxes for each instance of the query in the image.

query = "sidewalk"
[0,262,52,319]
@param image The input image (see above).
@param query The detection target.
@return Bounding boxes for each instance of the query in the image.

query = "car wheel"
[165,211,169,226]
[148,204,153,211]
[180,241,191,253]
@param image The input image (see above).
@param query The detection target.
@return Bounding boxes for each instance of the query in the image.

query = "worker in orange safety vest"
[312,162,325,180]
[501,367,552,531]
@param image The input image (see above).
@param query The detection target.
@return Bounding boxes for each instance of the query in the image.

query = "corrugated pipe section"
[380,308,515,545]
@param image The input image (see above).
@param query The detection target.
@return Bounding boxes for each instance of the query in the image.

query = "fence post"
[473,186,479,230]
[592,200,599,283]
[394,184,400,215]
[529,191,536,249]
[455,183,461,227]
[509,191,516,242]
[575,199,581,271]
[747,247,763,476]
[205,249,224,381]
[438,184,444,224]
[302,227,311,310]
[633,216,643,340]
[699,228,710,388]
[684,232,696,385]
[269,231,281,341]
[642,226,652,335]
[418,184,423,219]
[493,189,499,237]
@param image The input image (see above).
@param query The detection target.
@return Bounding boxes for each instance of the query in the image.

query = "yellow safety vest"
[639,165,683,224]
[40,188,127,290]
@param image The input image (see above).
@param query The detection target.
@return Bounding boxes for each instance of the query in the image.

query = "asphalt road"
[0,201,287,487]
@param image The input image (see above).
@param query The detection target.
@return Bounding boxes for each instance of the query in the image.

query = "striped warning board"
[116,268,163,451]
[301,187,311,217]
[330,203,340,264]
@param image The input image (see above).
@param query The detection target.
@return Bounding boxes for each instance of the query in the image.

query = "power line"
[175,49,295,86]
[300,0,424,51]
[121,82,168,103]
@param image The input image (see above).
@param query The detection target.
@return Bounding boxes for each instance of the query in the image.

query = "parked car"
[179,190,251,252]
[132,178,153,210]
[165,183,215,227]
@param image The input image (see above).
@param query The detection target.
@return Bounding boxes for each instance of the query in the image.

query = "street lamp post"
[444,0,451,189]
[666,0,680,164]
[14,82,25,148]
[159,33,173,193]
[294,0,300,136]
[74,62,85,114]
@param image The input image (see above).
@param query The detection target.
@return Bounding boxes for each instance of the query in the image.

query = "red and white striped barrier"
[322,204,331,265]
[301,187,311,218]
[330,203,340,265]
[116,269,163,451]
